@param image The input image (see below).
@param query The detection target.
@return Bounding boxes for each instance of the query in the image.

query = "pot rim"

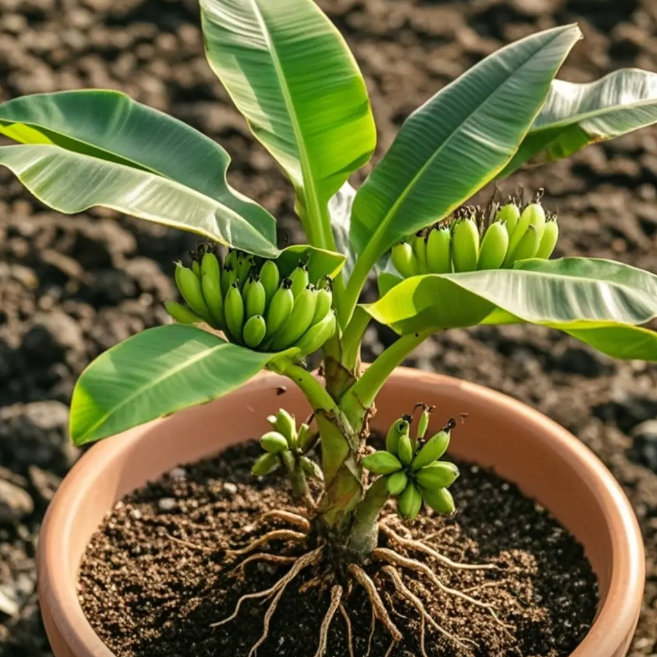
[37,368,644,657]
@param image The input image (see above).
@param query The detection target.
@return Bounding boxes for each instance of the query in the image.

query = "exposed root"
[339,603,355,657]
[373,548,495,612]
[380,522,496,571]
[383,565,474,654]
[348,564,403,643]
[365,605,376,657]
[228,529,307,557]
[384,638,396,657]
[261,510,311,533]
[298,575,323,594]
[211,546,323,629]
[313,585,343,657]
[231,553,297,577]
[164,532,211,553]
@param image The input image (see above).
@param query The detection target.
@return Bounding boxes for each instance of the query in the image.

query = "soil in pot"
[78,440,598,657]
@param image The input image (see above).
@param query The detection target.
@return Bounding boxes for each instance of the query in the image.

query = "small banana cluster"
[391,198,559,278]
[363,407,459,520]
[252,409,322,480]
[166,247,337,355]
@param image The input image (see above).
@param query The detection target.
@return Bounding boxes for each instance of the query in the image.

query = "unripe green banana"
[221,264,237,297]
[192,260,201,279]
[386,471,408,496]
[411,233,429,274]
[201,249,221,283]
[281,449,296,473]
[412,430,450,470]
[265,280,294,338]
[398,431,414,466]
[362,451,403,475]
[391,242,419,279]
[289,263,310,298]
[506,224,540,266]
[271,286,318,350]
[535,219,559,259]
[225,282,245,343]
[496,203,520,236]
[451,217,480,272]
[312,285,333,325]
[260,431,289,454]
[243,315,266,348]
[269,409,297,448]
[293,310,337,356]
[260,260,280,305]
[300,456,323,481]
[252,452,280,476]
[225,249,238,271]
[422,486,455,515]
[297,423,314,452]
[398,482,423,520]
[245,277,266,318]
[416,462,460,490]
[504,203,543,265]
[175,263,213,323]
[386,418,410,456]
[201,252,224,328]
[477,221,509,271]
[236,255,253,284]
[417,407,432,440]
[165,301,203,325]
[426,227,451,274]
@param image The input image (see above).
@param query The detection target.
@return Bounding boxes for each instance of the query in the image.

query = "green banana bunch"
[167,249,337,356]
[362,412,460,520]
[390,194,560,281]
[253,409,323,481]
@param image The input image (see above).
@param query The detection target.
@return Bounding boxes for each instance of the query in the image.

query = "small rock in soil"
[0,480,33,524]
[630,420,657,472]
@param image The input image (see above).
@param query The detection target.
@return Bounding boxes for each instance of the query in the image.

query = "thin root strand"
[348,564,403,643]
[228,529,307,557]
[339,603,355,657]
[313,585,343,657]
[261,510,311,533]
[232,553,297,577]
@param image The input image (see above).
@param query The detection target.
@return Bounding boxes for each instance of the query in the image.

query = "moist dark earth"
[78,442,597,657]
[1,0,657,655]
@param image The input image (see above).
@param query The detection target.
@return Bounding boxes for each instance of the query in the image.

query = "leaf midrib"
[358,29,566,258]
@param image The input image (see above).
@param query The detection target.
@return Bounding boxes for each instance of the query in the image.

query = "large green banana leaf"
[70,324,287,445]
[0,90,278,257]
[501,68,657,176]
[365,258,657,361]
[200,0,376,245]
[348,25,581,279]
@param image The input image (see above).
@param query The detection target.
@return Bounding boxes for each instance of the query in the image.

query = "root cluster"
[207,510,511,656]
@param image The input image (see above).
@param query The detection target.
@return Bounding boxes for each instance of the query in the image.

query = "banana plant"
[4,0,657,615]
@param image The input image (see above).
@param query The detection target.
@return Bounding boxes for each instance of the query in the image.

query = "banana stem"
[341,306,371,373]
[281,363,338,414]
[340,331,432,429]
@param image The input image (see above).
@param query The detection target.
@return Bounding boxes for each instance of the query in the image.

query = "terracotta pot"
[37,368,644,657]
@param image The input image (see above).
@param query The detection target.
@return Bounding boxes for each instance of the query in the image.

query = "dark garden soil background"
[1,0,657,655]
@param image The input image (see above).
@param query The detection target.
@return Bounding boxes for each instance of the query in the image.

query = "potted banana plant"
[2,0,656,655]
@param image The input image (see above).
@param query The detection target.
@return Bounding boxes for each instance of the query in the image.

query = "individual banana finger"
[416,406,432,440]
[300,456,323,481]
[192,260,201,279]
[293,310,337,356]
[225,282,245,343]
[245,276,266,318]
[416,462,460,490]
[412,430,450,470]
[386,471,408,496]
[422,486,455,515]
[398,482,422,520]
[477,221,509,270]
[175,263,213,323]
[201,272,224,329]
[236,254,253,283]
[271,286,318,350]
[426,226,451,274]
[243,315,266,348]
[391,242,419,279]
[265,280,294,338]
[535,218,559,259]
[221,264,237,297]
[260,431,289,454]
[411,232,429,274]
[386,417,410,456]
[260,260,280,305]
[252,453,280,476]
[362,451,403,475]
[496,203,520,237]
[289,262,310,298]
[451,217,479,272]
[268,409,297,448]
[504,202,543,265]
[398,431,414,466]
[312,283,333,325]
[506,224,540,266]
[165,301,204,325]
